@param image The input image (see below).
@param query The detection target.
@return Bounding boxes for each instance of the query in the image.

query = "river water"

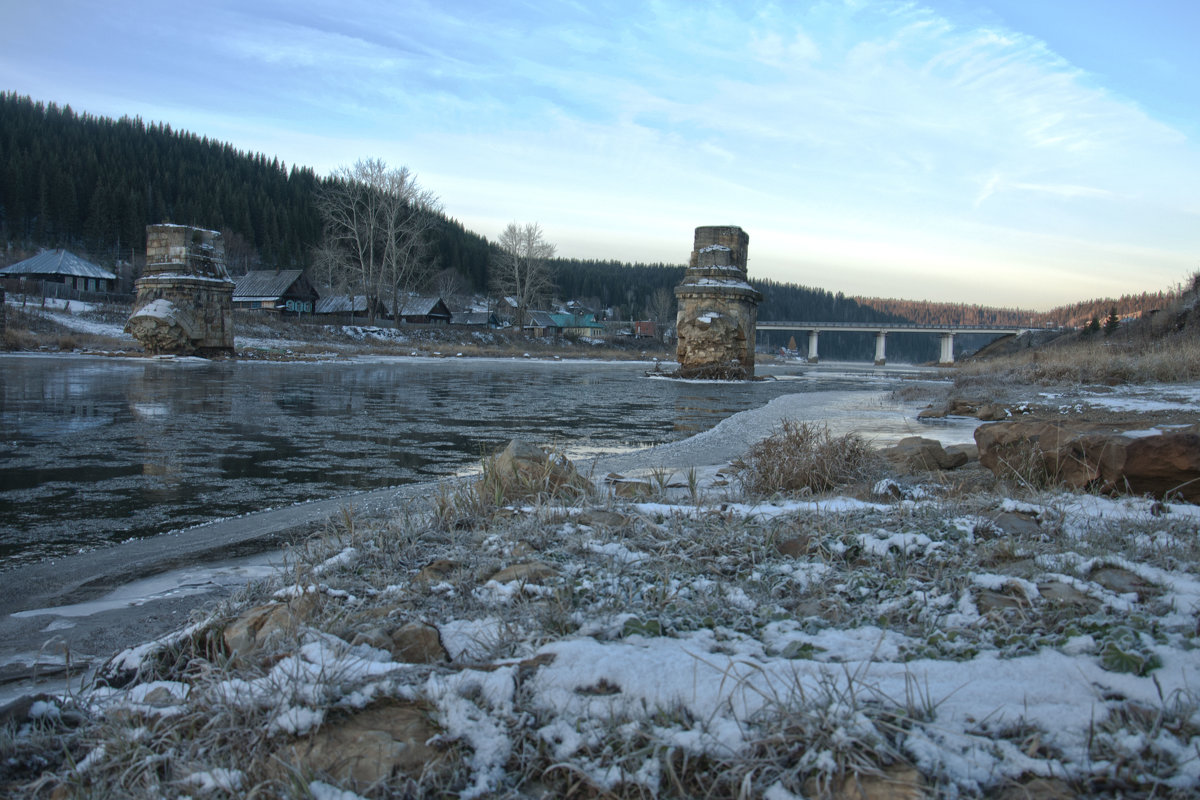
[0,355,938,568]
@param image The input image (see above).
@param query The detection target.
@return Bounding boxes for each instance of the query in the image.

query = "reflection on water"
[1,356,884,567]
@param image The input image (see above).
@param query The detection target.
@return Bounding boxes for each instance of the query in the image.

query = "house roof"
[0,250,116,280]
[233,270,306,301]
[397,296,450,317]
[315,295,369,314]
[550,313,604,329]
[525,310,560,328]
[450,311,496,326]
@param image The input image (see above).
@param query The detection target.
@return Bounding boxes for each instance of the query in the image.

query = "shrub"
[734,420,881,497]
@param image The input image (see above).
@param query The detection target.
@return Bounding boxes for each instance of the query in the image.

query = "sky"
[2,0,1199,310]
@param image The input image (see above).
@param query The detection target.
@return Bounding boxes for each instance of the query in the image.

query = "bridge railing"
[758,320,1030,332]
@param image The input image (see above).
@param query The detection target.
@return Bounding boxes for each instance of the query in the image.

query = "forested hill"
[0,92,492,287]
[857,289,1178,329]
[1,91,1157,334]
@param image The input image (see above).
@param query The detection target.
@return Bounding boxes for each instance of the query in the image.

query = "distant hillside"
[0,92,491,286]
[857,288,1179,329]
[6,90,1171,356]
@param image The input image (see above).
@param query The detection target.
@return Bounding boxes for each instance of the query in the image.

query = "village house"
[524,311,606,339]
[395,296,452,325]
[314,294,373,323]
[449,310,499,328]
[232,270,319,314]
[0,249,118,294]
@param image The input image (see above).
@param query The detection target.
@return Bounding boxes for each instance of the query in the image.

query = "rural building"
[396,296,452,324]
[0,250,117,293]
[232,270,319,313]
[450,310,499,327]
[314,294,372,321]
[525,311,605,338]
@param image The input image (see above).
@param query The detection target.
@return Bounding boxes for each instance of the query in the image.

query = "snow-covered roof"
[0,250,116,280]
[685,277,756,291]
[315,295,368,314]
[398,296,450,317]
[233,270,307,300]
[450,311,496,326]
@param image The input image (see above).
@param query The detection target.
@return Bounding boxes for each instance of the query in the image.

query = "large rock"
[975,420,1200,501]
[481,440,590,502]
[222,594,319,665]
[277,701,444,785]
[879,437,968,473]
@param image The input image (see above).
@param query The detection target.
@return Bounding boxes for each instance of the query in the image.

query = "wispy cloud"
[2,0,1197,306]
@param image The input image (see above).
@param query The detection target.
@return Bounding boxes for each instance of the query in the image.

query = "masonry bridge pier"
[757,321,1031,365]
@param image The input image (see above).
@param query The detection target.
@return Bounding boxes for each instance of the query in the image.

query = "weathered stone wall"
[674,225,761,380]
[127,225,234,355]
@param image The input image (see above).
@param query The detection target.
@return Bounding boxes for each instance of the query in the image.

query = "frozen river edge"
[0,386,971,698]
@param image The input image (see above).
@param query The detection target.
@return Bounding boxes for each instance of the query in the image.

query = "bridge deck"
[758,321,1029,335]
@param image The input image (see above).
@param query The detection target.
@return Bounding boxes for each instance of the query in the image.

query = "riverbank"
[4,376,1200,797]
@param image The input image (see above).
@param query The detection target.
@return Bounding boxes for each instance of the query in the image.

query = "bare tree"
[316,159,441,325]
[432,268,469,308]
[490,222,555,332]
[646,286,675,323]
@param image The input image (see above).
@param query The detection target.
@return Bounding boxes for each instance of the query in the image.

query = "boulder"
[976,403,1010,421]
[488,561,559,584]
[879,437,968,473]
[944,443,978,462]
[805,765,927,800]
[482,440,590,502]
[389,622,449,663]
[223,594,319,665]
[277,701,443,785]
[975,421,1200,501]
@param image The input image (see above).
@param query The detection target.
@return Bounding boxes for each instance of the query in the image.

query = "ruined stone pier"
[674,225,761,380]
[126,225,234,356]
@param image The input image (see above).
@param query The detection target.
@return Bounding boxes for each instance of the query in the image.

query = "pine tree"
[1104,306,1120,336]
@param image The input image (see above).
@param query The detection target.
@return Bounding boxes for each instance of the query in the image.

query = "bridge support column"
[939,332,955,365]
[874,331,887,365]
[807,330,819,363]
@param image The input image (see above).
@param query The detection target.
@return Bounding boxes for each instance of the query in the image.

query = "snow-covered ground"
[18,439,1199,797]
[7,297,1200,796]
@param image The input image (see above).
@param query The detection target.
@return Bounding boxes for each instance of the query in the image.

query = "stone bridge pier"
[939,332,955,364]
[874,332,887,365]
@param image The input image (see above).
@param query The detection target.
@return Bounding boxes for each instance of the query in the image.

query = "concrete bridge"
[757,321,1031,365]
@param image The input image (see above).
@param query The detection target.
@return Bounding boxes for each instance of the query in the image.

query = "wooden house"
[396,296,452,325]
[232,270,319,313]
[449,310,499,328]
[0,250,117,293]
[314,294,372,322]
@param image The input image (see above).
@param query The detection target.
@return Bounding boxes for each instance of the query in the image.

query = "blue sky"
[3,0,1198,309]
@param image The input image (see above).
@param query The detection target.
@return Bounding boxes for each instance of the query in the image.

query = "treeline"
[758,279,908,325]
[0,92,322,268]
[3,90,1172,351]
[0,92,493,282]
[857,289,1179,329]
[549,258,684,312]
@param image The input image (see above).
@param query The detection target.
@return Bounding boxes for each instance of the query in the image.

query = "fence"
[0,278,133,306]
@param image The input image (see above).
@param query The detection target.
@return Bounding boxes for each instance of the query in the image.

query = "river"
[0,354,942,568]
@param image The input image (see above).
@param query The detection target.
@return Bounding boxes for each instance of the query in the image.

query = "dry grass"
[6,465,1200,797]
[957,336,1200,387]
[732,420,884,497]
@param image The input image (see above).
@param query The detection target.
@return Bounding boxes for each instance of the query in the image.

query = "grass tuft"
[733,420,883,497]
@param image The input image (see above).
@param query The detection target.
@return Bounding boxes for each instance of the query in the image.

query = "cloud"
[5,0,1197,305]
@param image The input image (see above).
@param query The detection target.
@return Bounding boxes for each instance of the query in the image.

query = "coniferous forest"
[1,90,1166,358]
